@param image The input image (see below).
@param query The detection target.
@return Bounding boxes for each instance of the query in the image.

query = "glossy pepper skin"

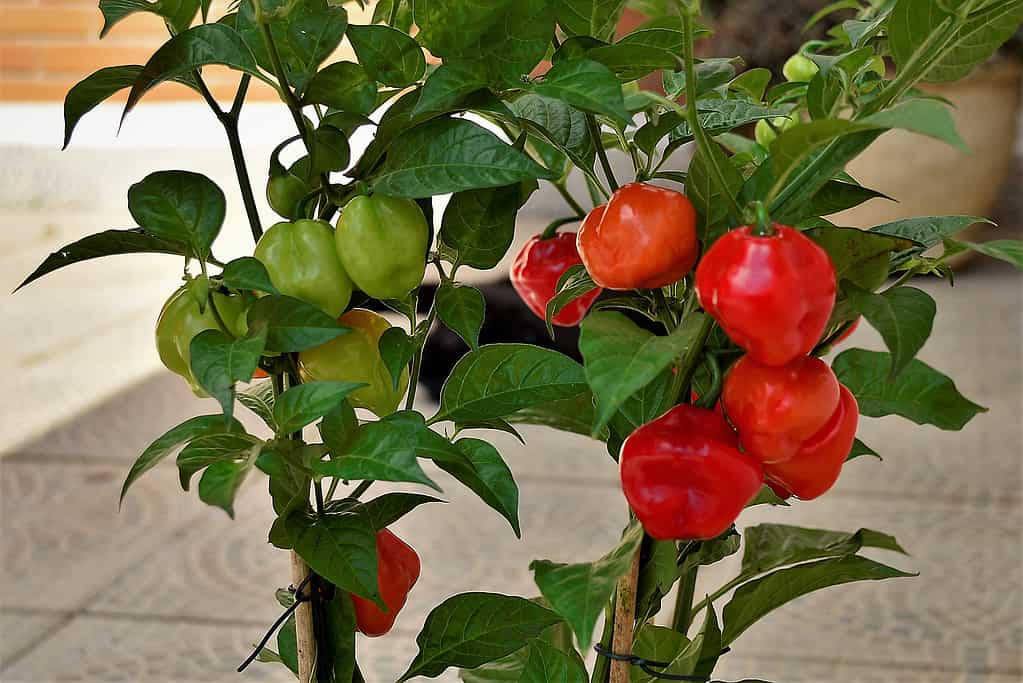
[298,309,409,416]
[156,286,248,395]
[350,529,421,637]
[510,232,602,326]
[254,219,353,317]
[266,173,308,219]
[696,224,836,366]
[620,405,762,541]
[722,354,840,465]
[336,194,429,300]
[763,385,858,500]
[577,183,698,290]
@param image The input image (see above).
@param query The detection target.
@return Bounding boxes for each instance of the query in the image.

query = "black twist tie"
[237,574,315,673]
[593,644,731,681]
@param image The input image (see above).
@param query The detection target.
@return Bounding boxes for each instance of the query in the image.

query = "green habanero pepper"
[156,285,249,395]
[298,309,409,417]
[254,219,354,317]
[335,194,429,300]
[266,173,309,220]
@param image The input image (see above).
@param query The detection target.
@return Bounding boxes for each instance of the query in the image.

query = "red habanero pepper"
[577,183,699,290]
[619,405,762,541]
[763,385,858,500]
[510,232,602,326]
[721,354,840,465]
[350,529,421,637]
[696,223,836,366]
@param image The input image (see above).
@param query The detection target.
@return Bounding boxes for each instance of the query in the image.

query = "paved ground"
[1,105,1021,682]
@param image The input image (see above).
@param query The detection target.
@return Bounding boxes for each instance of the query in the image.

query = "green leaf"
[323,591,359,683]
[189,328,267,420]
[378,327,416,390]
[579,312,703,436]
[635,538,680,621]
[869,215,992,249]
[805,227,914,292]
[236,0,347,92]
[532,59,630,127]
[847,438,880,461]
[176,432,259,491]
[506,393,601,438]
[805,180,890,216]
[531,522,643,649]
[959,240,1023,269]
[238,380,277,430]
[662,57,738,100]
[607,368,675,446]
[220,256,279,295]
[545,266,597,336]
[302,62,377,115]
[413,0,513,55]
[124,24,265,114]
[413,63,488,117]
[127,171,225,261]
[318,400,359,457]
[372,118,554,198]
[767,120,883,202]
[842,284,936,377]
[722,555,915,645]
[63,65,142,149]
[862,98,967,151]
[520,639,588,682]
[347,24,425,88]
[440,182,536,269]
[685,139,743,243]
[667,100,791,143]
[436,283,486,350]
[833,348,987,430]
[435,344,588,423]
[257,443,311,521]
[197,454,257,517]
[510,93,594,174]
[16,229,190,291]
[277,615,299,674]
[314,411,440,490]
[360,492,443,530]
[631,625,689,683]
[680,530,742,575]
[99,0,199,37]
[286,508,382,605]
[558,0,628,41]
[740,525,906,579]
[586,18,688,81]
[120,415,244,503]
[888,0,1023,84]
[273,381,365,435]
[310,125,351,174]
[246,295,350,352]
[421,435,520,536]
[399,593,562,681]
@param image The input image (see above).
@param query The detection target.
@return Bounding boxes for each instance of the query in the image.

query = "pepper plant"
[19,0,1023,681]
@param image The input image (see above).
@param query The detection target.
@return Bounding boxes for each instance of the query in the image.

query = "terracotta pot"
[831,59,1022,256]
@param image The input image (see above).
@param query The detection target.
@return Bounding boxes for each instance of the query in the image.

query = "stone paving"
[1,108,1021,682]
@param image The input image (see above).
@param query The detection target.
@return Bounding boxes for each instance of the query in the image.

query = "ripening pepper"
[577,183,698,290]
[510,231,602,326]
[350,528,421,637]
[298,309,409,416]
[696,223,836,366]
[254,219,353,317]
[721,354,841,465]
[619,405,762,541]
[155,285,249,395]
[763,385,858,500]
[335,194,429,300]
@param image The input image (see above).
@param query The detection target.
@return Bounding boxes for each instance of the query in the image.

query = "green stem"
[325,478,339,502]
[541,216,581,240]
[404,291,438,411]
[586,114,619,192]
[554,181,587,217]
[672,566,698,633]
[590,593,616,683]
[678,6,743,220]
[651,288,676,333]
[350,480,373,499]
[677,315,715,393]
[749,201,774,237]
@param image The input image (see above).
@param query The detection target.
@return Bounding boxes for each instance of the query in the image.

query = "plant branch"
[678,6,743,220]
[587,114,620,192]
[554,180,587,217]
[672,565,698,633]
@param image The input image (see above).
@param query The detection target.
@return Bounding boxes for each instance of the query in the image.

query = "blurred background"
[1,1,1021,681]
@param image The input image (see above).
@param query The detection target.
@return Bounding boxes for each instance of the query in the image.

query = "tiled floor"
[1,113,1021,681]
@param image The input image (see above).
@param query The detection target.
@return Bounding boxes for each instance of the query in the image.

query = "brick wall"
[0,0,367,102]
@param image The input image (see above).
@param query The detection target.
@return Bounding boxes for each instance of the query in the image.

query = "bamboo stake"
[290,551,317,683]
[610,549,642,683]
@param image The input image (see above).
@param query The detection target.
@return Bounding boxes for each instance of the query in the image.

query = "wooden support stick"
[291,551,317,682]
[610,549,641,683]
